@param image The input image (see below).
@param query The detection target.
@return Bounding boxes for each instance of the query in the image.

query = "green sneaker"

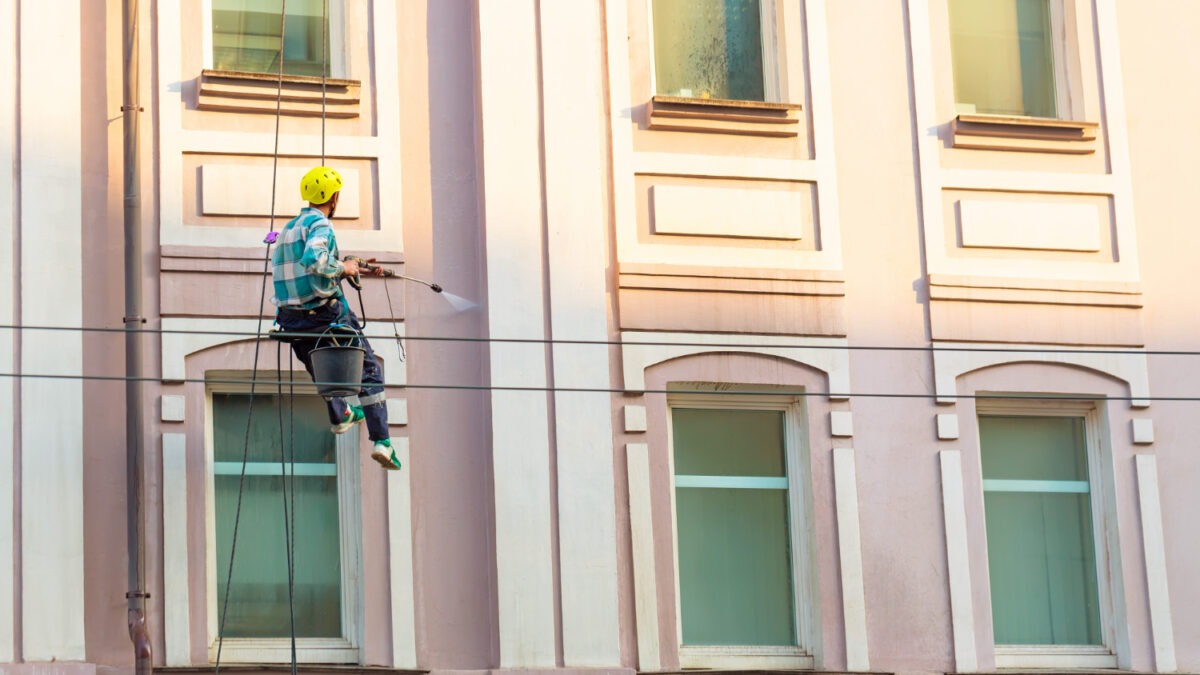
[370,438,402,471]
[331,405,365,434]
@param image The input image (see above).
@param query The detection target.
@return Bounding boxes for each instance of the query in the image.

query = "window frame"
[646,0,783,103]
[203,377,364,665]
[947,0,1074,120]
[201,0,349,79]
[975,397,1119,669]
[665,391,817,669]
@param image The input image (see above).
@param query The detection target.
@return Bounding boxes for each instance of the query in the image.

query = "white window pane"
[213,393,343,638]
[673,408,795,646]
[652,0,765,101]
[980,416,1102,645]
[212,0,338,77]
[948,0,1058,118]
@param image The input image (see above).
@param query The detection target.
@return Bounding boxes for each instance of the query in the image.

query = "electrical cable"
[2,322,1198,358]
[1,369,1196,402]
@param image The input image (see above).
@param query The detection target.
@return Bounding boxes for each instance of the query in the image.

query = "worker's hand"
[342,257,361,278]
[363,257,385,276]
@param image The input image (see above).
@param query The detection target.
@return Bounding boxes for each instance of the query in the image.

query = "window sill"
[198,69,362,119]
[951,114,1098,154]
[648,95,802,137]
[993,644,1117,669]
[206,638,359,665]
[678,645,814,670]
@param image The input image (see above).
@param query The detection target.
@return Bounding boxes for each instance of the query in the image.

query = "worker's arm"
[298,222,346,278]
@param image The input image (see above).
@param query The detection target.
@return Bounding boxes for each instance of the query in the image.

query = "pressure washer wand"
[343,255,443,293]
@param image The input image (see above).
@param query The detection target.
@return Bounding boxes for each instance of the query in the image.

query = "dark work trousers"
[275,296,389,442]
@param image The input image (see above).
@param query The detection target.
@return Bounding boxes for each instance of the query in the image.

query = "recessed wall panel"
[958,199,1101,252]
[651,184,806,240]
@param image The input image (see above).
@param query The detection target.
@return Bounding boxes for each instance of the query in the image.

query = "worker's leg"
[342,314,389,442]
[276,306,351,426]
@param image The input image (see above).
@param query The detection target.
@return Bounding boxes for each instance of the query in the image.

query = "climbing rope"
[213,1,332,674]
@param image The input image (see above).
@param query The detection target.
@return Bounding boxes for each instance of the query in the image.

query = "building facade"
[0,0,1196,673]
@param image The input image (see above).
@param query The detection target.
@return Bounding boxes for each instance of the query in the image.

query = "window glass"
[212,0,334,77]
[652,0,765,101]
[948,0,1058,118]
[213,392,342,638]
[673,407,794,645]
[980,415,1102,645]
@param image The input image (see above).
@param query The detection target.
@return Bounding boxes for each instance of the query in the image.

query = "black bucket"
[310,344,365,397]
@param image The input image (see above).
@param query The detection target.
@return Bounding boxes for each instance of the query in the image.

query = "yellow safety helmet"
[300,166,343,204]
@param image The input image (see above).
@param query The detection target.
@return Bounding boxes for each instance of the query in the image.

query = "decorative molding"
[155,1,403,252]
[198,70,361,118]
[647,95,802,137]
[957,199,1102,252]
[620,331,850,400]
[163,433,192,666]
[624,405,647,433]
[939,451,977,672]
[951,114,1098,154]
[161,317,407,387]
[1131,418,1154,445]
[937,413,960,440]
[1135,455,1177,673]
[832,448,869,671]
[626,443,661,671]
[387,439,416,669]
[931,341,1150,407]
[830,411,853,437]
[200,164,361,219]
[162,395,186,423]
[650,184,808,240]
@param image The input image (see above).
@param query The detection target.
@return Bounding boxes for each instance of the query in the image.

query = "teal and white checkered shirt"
[271,207,346,309]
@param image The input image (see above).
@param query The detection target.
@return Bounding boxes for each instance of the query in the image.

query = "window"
[979,413,1106,649]
[211,0,344,77]
[207,389,361,663]
[948,0,1065,118]
[651,0,776,102]
[669,396,813,667]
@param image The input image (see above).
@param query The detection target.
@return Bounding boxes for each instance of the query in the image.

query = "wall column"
[476,0,557,666]
[18,0,86,661]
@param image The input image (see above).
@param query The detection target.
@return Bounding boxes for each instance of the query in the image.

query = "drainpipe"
[122,0,152,672]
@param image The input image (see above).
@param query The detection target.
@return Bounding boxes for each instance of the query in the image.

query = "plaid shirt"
[271,207,346,309]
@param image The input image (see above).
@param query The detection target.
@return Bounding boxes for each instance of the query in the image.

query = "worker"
[271,166,401,470]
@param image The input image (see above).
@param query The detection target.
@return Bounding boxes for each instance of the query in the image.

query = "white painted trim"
[665,395,818,660]
[993,645,1117,669]
[161,317,406,387]
[201,0,214,69]
[19,1,85,660]
[832,448,869,672]
[0,0,15,660]
[612,0,844,274]
[1135,454,1177,673]
[203,383,364,664]
[387,438,417,669]
[159,1,404,253]
[931,341,1150,407]
[976,399,1127,664]
[626,443,661,671]
[679,647,813,670]
[163,433,193,666]
[620,331,850,399]
[939,451,977,673]
[540,1,621,665]
[906,0,1141,286]
[477,0,556,666]
[633,152,816,182]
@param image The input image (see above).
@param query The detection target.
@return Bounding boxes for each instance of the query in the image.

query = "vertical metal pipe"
[122,0,152,672]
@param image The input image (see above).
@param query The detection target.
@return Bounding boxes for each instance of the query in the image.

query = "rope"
[214,1,292,673]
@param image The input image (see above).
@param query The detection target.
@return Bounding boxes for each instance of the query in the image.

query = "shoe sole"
[371,450,401,470]
[331,417,365,435]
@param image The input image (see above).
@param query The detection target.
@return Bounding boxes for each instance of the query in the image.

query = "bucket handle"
[314,322,364,350]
